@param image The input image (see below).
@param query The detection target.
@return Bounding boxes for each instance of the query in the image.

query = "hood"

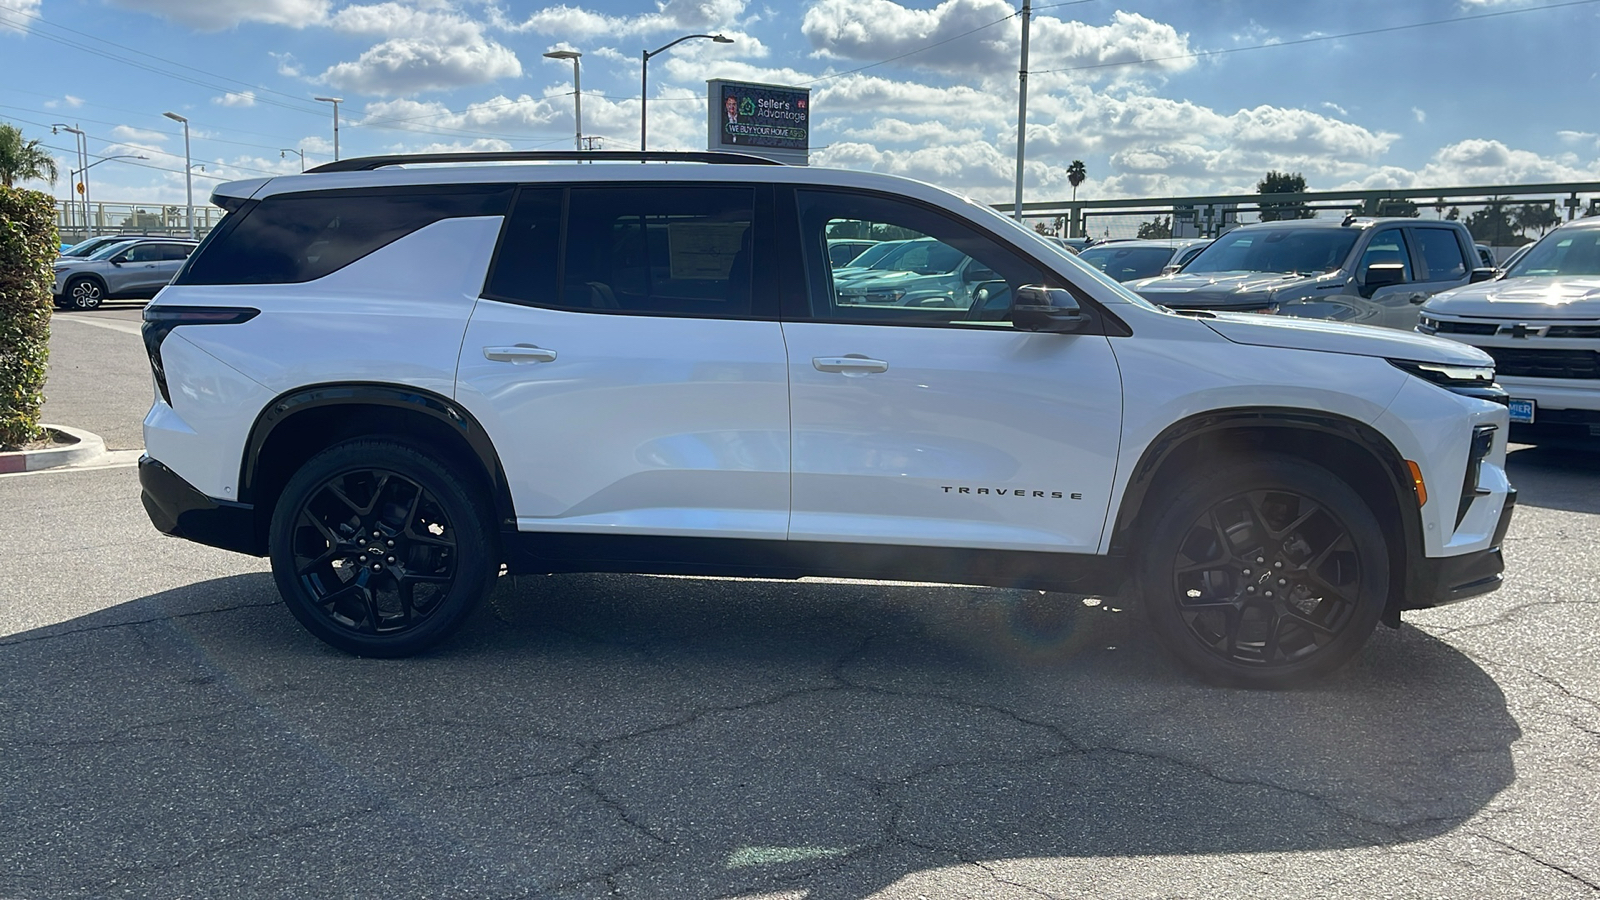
[1129,271,1324,310]
[1424,276,1600,319]
[1198,311,1492,366]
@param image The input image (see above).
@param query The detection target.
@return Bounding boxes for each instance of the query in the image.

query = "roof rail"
[305,150,785,173]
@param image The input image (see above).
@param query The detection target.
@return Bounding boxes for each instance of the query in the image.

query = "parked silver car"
[1076,238,1211,282]
[52,239,199,310]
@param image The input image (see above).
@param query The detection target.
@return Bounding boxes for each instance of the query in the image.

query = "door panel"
[457,302,790,538]
[784,323,1121,550]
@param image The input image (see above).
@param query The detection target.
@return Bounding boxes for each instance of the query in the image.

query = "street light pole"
[51,123,86,235]
[543,50,584,152]
[640,33,733,152]
[1012,0,1031,221]
[163,111,193,239]
[314,97,343,161]
[280,148,306,172]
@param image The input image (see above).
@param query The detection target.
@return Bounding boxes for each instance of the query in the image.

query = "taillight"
[141,305,259,405]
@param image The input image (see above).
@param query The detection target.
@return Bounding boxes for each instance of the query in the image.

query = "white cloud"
[212,91,256,107]
[320,3,523,96]
[108,0,330,31]
[802,1,1193,79]
[1322,102,1347,116]
[270,51,304,78]
[493,0,748,38]
[43,95,85,109]
[1,0,41,36]
[1412,107,1426,123]
[111,125,169,144]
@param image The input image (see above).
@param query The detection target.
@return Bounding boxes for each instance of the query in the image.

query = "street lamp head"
[712,34,733,43]
[314,96,343,104]
[543,50,581,60]
[162,111,187,124]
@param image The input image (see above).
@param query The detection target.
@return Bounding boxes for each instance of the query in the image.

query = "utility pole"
[1012,0,1031,220]
[315,97,343,161]
[162,112,193,239]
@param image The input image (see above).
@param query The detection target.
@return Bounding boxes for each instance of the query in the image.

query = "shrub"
[0,186,57,448]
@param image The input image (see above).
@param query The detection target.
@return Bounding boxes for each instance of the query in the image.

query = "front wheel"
[1137,455,1390,688]
[66,276,104,310]
[268,439,498,657]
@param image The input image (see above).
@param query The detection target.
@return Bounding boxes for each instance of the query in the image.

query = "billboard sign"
[707,79,809,164]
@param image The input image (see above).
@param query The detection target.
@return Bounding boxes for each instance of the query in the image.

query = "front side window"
[796,190,1046,327]
[1409,227,1468,281]
[126,243,166,262]
[178,185,512,285]
[1357,229,1413,283]
[1185,227,1360,276]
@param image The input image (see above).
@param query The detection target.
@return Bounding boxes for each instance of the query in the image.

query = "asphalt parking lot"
[3,305,1598,899]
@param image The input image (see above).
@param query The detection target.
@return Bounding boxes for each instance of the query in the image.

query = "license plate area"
[1509,399,1536,423]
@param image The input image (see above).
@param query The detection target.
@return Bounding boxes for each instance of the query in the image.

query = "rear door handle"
[812,356,889,374]
[483,344,557,364]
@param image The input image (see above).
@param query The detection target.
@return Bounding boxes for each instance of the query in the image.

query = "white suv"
[1420,217,1600,441]
[138,151,1515,687]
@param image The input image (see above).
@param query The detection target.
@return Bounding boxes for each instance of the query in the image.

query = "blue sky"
[3,0,1597,209]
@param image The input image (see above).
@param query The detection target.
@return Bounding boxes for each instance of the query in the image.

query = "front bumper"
[139,455,262,556]
[1404,487,1516,609]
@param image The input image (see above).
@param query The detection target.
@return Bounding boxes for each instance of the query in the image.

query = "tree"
[1513,202,1559,238]
[1464,197,1517,246]
[1434,197,1448,219]
[1066,159,1087,203]
[0,123,58,189]
[1256,170,1313,221]
[1446,206,1461,221]
[1137,217,1172,239]
[1366,198,1419,217]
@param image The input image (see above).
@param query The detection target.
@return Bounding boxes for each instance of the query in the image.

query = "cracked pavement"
[2,310,1598,898]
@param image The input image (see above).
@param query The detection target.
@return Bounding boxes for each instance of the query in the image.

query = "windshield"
[842,241,903,269]
[87,241,140,261]
[1506,228,1600,277]
[1076,246,1177,282]
[871,239,965,275]
[61,237,119,258]
[1183,227,1360,275]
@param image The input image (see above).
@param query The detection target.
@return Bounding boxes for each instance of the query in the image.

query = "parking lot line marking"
[51,315,144,337]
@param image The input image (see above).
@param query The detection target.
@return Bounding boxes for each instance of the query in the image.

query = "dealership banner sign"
[707,79,810,165]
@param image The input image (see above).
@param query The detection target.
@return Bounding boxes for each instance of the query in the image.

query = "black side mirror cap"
[1469,267,1499,283]
[1011,285,1092,334]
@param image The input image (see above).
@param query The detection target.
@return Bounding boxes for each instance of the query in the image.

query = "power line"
[1032,0,1600,74]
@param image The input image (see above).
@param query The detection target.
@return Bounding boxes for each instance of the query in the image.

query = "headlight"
[1389,359,1507,405]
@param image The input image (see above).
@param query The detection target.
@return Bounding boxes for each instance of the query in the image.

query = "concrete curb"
[0,424,108,474]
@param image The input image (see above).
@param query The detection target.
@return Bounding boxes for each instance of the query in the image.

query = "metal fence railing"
[54,201,223,245]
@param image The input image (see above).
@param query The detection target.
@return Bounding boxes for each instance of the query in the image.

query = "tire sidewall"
[268,438,498,657]
[1137,455,1390,688]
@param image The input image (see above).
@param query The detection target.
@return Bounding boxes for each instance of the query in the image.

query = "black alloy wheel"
[1140,456,1388,687]
[66,276,104,310]
[269,439,496,657]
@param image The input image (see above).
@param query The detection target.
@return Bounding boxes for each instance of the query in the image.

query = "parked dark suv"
[1129,217,1491,330]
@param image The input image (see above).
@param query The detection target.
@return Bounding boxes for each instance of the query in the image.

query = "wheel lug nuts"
[1256,557,1265,564]
[386,540,394,547]
[1274,561,1283,569]
[373,563,382,570]
[359,555,367,562]
[1242,568,1252,575]
[387,556,395,563]
[1279,578,1287,586]
[1265,590,1273,597]
[1247,586,1256,593]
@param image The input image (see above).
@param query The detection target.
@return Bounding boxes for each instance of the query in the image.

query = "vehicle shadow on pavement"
[1506,443,1600,514]
[0,571,1518,899]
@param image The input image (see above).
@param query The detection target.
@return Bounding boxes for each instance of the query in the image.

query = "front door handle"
[1407,292,1430,305]
[813,355,889,374]
[483,344,557,364]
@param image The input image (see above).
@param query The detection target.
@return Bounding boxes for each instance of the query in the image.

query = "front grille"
[1546,325,1600,338]
[1483,347,1600,379]
[1435,321,1499,335]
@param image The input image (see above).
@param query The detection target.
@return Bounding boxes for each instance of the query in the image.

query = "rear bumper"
[139,455,262,556]
[1405,487,1516,610]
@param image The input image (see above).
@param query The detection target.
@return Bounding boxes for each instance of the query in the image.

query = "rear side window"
[487,184,756,318]
[1410,227,1468,281]
[177,185,512,285]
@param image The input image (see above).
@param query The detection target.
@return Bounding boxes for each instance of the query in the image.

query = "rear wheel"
[268,439,497,657]
[1138,455,1389,688]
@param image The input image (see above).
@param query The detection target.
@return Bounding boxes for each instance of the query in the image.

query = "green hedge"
[0,187,56,448]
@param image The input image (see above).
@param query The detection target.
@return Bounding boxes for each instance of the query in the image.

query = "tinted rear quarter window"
[178,185,512,285]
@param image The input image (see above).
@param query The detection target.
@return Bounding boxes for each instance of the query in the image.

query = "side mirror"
[1469,267,1498,284]
[109,255,127,266]
[1361,262,1405,294]
[1010,285,1092,334]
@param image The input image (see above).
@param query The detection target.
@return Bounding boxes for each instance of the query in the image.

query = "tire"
[65,276,105,310]
[1137,455,1389,688]
[268,438,498,657]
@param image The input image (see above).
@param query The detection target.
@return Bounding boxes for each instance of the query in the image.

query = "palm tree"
[0,123,59,188]
[1066,159,1087,203]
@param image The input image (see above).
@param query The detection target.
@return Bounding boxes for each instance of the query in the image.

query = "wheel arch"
[238,383,515,554]
[65,272,108,294]
[1109,408,1424,626]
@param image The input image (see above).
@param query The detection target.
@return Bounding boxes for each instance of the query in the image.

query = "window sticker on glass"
[668,222,748,280]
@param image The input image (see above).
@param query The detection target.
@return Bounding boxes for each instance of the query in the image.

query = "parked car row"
[51,236,198,309]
